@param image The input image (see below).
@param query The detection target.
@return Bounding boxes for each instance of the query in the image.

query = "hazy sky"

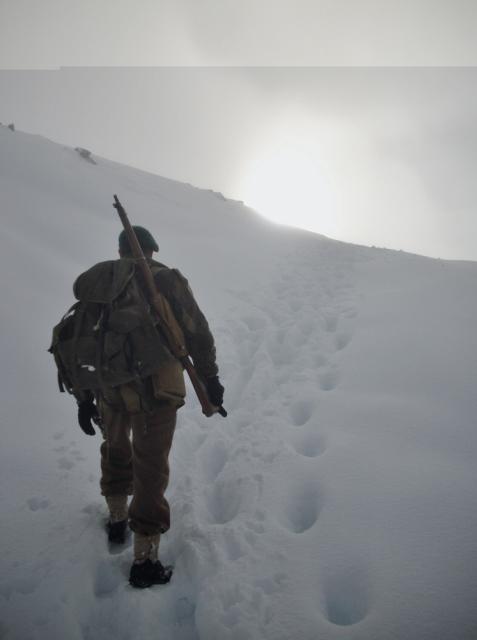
[1,2,476,260]
[2,0,477,67]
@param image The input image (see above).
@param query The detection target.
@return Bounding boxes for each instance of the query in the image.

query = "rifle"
[113,195,227,418]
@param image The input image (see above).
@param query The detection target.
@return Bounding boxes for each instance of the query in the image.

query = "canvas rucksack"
[49,258,187,404]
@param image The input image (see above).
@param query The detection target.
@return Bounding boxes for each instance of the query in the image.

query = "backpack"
[49,259,186,403]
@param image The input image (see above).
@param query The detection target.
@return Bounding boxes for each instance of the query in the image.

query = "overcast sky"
[1,2,476,260]
[2,0,477,67]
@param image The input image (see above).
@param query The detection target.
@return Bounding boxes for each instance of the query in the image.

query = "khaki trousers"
[99,402,177,536]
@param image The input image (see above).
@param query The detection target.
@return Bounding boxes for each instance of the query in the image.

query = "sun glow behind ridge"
[238,118,340,237]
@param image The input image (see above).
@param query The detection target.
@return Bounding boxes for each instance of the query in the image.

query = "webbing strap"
[69,305,86,399]
[58,372,65,393]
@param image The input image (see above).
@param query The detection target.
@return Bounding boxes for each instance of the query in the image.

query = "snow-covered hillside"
[1,126,476,640]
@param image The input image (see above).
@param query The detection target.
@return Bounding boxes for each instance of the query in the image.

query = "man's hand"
[205,376,224,408]
[77,399,101,436]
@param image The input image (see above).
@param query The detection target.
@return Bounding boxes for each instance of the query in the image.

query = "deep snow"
[1,126,476,640]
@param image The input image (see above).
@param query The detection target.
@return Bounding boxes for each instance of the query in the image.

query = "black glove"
[206,376,224,407]
[77,399,101,436]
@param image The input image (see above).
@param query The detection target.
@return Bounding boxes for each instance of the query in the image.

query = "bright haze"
[1,2,477,261]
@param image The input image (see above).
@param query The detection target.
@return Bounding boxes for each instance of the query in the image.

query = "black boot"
[106,519,128,544]
[129,559,173,588]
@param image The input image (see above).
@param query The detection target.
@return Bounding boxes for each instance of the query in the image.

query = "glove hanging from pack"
[77,395,102,436]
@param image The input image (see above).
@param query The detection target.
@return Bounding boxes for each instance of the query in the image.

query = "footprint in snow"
[70,448,87,461]
[241,315,267,332]
[54,445,67,453]
[200,439,228,483]
[280,481,323,534]
[27,497,50,511]
[2,576,38,597]
[57,457,75,470]
[254,572,288,595]
[322,313,339,333]
[93,559,121,598]
[81,503,103,516]
[174,596,196,625]
[223,529,245,562]
[334,331,353,351]
[289,399,315,426]
[295,318,316,341]
[206,478,244,524]
[318,368,340,391]
[290,430,327,458]
[322,563,371,626]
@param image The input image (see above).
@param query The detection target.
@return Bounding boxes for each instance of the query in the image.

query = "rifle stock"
[113,195,226,418]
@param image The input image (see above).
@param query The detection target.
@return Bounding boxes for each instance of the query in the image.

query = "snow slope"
[1,126,476,640]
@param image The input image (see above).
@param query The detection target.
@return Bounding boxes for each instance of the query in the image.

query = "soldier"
[65,226,224,588]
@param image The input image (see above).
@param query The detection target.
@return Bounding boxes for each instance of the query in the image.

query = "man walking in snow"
[55,226,224,588]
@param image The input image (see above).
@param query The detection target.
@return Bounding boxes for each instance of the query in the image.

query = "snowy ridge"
[1,126,477,640]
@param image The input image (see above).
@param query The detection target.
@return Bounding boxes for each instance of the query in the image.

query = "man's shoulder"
[74,259,135,303]
[151,259,184,279]
[152,262,190,296]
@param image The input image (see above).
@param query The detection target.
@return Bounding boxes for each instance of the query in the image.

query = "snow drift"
[1,126,476,640]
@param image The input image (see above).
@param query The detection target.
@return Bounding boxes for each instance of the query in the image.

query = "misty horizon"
[1,66,476,262]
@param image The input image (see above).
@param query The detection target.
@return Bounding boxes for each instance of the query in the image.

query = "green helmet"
[119,226,159,254]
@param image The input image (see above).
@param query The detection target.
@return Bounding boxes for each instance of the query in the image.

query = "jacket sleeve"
[154,269,219,380]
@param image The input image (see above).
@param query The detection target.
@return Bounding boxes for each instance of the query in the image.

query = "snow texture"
[1,127,477,640]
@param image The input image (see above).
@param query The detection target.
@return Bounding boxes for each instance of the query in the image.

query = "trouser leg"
[99,406,134,498]
[106,494,128,523]
[128,404,177,536]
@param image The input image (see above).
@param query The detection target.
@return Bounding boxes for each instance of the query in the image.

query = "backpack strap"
[93,305,119,401]
[67,304,94,402]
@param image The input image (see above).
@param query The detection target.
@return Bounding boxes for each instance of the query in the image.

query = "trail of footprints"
[190,244,370,631]
[276,248,369,626]
[25,432,92,516]
[52,431,88,471]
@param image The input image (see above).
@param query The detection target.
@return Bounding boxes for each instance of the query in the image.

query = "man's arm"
[154,268,219,381]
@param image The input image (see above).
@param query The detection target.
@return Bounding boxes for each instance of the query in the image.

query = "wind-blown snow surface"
[1,126,477,640]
